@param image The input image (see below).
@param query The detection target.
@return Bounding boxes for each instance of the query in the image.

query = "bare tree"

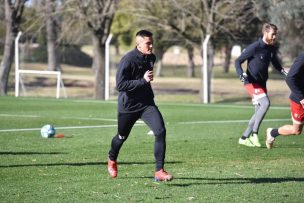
[186,44,195,77]
[75,0,119,99]
[174,0,257,102]
[45,0,61,71]
[24,0,61,70]
[266,0,304,59]
[222,44,233,73]
[0,0,27,95]
[133,0,257,102]
[128,0,199,77]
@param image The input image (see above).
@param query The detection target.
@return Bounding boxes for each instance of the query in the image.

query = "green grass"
[0,96,303,202]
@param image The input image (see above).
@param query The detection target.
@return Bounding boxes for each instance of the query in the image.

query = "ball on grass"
[40,124,56,138]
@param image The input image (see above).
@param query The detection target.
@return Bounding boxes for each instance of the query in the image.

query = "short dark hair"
[136,30,153,37]
[262,23,278,34]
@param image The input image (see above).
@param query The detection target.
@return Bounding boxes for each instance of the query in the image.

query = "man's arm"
[235,44,255,81]
[271,51,285,75]
[286,54,304,102]
[116,58,148,92]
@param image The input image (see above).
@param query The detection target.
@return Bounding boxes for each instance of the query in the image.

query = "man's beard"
[266,37,275,45]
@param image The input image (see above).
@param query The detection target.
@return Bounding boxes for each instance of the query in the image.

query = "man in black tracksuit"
[235,23,287,147]
[107,30,173,181]
[266,52,304,149]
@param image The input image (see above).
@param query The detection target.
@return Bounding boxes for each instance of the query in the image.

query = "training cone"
[54,134,65,138]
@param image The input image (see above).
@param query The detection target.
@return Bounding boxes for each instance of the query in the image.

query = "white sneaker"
[266,128,275,149]
[238,138,255,147]
[249,133,261,147]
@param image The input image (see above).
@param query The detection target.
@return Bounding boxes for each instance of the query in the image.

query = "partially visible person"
[266,52,304,149]
[235,23,288,147]
[107,30,173,181]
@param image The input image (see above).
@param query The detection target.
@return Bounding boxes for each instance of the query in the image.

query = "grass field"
[0,96,303,202]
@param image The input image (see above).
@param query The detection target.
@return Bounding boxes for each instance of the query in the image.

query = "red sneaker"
[108,159,117,178]
[154,169,173,181]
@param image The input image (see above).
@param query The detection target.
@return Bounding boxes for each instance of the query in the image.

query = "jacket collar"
[134,48,147,59]
[258,38,268,48]
[258,37,276,49]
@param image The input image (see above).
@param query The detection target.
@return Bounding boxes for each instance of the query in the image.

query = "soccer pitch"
[0,97,303,202]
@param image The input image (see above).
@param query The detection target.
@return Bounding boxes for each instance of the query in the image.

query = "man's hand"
[144,70,153,82]
[239,73,248,83]
[281,69,288,77]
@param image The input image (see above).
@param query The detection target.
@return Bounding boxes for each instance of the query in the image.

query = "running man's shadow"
[0,157,181,168]
[167,177,304,186]
[126,176,304,186]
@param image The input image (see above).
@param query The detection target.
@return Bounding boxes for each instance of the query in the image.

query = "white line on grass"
[0,118,289,133]
[0,114,117,122]
[0,114,39,118]
[70,98,290,111]
[0,114,148,124]
[159,103,290,110]
[29,98,288,110]
[0,124,145,133]
[178,118,291,125]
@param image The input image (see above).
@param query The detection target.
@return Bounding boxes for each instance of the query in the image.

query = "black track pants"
[108,105,166,171]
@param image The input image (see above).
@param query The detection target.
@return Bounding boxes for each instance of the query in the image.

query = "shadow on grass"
[127,176,304,186]
[276,145,304,148]
[0,151,67,155]
[0,161,182,168]
[168,177,304,186]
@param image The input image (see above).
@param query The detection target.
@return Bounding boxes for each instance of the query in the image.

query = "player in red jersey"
[235,23,287,147]
[266,52,304,149]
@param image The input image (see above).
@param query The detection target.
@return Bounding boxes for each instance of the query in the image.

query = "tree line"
[0,0,303,101]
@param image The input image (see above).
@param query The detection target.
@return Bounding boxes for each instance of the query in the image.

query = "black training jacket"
[235,38,283,87]
[286,52,304,103]
[116,48,156,113]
